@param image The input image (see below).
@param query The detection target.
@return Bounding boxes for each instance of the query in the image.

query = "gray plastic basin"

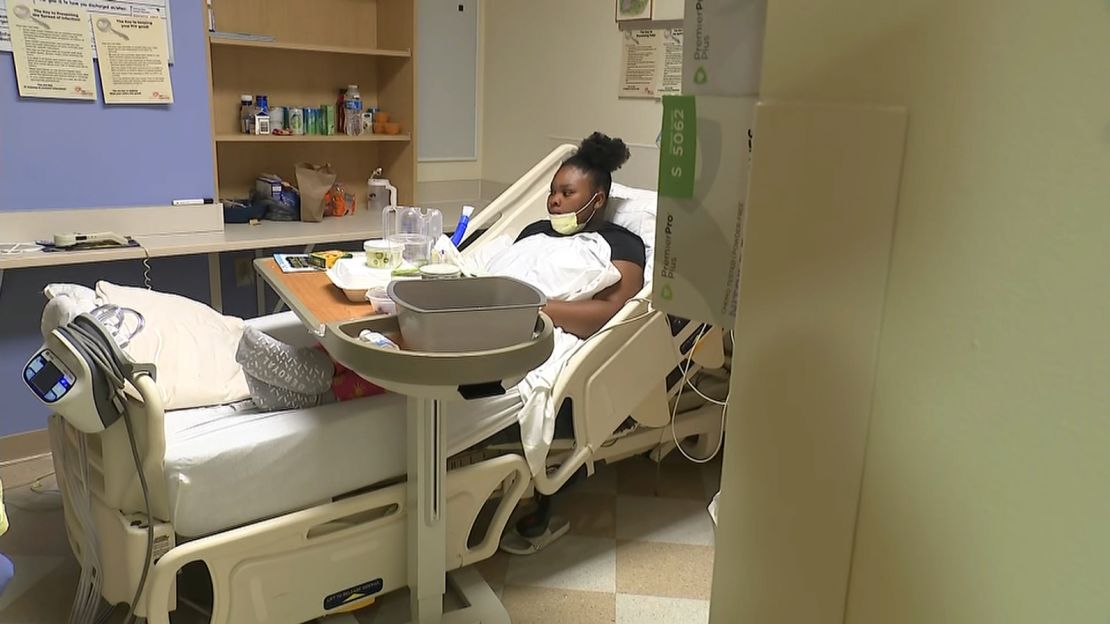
[387,276,547,352]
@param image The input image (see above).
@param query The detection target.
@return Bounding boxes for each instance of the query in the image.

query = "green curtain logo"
[658,96,697,199]
[694,66,709,84]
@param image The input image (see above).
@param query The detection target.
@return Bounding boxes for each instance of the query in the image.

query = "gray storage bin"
[388,277,547,352]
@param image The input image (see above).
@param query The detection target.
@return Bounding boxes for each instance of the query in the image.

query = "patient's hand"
[542,260,643,339]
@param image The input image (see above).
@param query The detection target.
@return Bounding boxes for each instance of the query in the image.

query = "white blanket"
[474,232,621,475]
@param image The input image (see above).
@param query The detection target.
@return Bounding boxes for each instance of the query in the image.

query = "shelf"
[209,37,411,58]
[215,134,411,143]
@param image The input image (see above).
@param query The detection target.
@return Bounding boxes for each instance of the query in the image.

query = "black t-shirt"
[515,220,646,269]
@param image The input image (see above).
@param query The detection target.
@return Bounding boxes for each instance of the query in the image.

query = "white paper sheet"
[1,0,173,63]
[94,13,173,104]
[619,27,683,99]
[7,2,97,100]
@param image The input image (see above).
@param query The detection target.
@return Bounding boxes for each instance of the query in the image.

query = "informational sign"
[1,0,173,63]
[94,13,172,104]
[7,2,97,99]
[618,27,683,99]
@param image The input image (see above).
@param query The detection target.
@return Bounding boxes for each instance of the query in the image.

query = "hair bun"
[577,131,631,173]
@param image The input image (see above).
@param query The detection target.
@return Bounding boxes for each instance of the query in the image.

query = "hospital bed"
[44,145,728,623]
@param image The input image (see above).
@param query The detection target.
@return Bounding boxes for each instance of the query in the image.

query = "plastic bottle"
[358,330,399,350]
[239,94,253,133]
[343,84,362,136]
[336,88,346,136]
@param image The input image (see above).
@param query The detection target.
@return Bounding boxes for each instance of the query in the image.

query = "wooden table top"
[255,258,380,327]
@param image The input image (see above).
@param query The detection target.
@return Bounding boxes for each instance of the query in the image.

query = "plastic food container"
[365,286,397,315]
[419,263,462,280]
[326,255,390,302]
[363,239,403,270]
[388,276,546,352]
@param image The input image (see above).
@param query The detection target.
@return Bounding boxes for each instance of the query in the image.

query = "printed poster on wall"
[619,27,683,99]
[0,0,174,63]
[7,2,97,99]
[93,14,172,103]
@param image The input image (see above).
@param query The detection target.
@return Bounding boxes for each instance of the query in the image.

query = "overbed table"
[254,258,553,624]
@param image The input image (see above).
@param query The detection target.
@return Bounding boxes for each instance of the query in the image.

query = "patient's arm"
[543,260,644,339]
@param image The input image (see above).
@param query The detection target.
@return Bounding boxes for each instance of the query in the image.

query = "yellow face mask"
[549,192,599,235]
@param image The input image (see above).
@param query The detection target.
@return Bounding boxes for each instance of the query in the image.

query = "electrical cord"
[141,246,152,289]
[121,406,154,624]
[59,319,155,624]
[678,358,729,406]
[660,325,729,465]
[0,242,40,254]
[6,470,62,513]
[92,604,117,624]
[7,470,56,492]
[0,451,52,467]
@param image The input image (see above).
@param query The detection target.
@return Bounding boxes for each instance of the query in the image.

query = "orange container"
[384,122,401,135]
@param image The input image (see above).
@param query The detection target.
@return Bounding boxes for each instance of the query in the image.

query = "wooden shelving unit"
[214,134,412,144]
[209,38,411,58]
[206,0,416,208]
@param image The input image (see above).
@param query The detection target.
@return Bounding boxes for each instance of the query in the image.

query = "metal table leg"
[207,253,223,313]
[254,250,267,316]
[408,397,446,624]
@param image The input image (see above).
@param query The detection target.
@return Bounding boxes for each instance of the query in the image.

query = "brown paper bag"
[294,162,337,222]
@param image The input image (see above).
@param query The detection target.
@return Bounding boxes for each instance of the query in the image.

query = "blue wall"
[0,0,215,210]
[0,4,381,438]
[0,241,368,438]
[1,1,238,438]
[0,255,254,437]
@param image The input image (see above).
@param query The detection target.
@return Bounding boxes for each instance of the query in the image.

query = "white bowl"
[326,256,391,302]
[365,286,397,315]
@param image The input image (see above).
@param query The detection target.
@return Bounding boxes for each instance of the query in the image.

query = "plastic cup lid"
[364,238,403,250]
[420,263,461,275]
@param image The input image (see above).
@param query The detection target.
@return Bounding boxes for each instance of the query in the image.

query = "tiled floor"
[0,451,721,623]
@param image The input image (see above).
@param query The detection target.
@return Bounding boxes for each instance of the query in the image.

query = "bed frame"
[47,145,728,623]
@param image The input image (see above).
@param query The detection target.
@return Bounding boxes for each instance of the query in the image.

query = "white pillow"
[606,182,658,282]
[95,282,251,410]
[40,283,101,339]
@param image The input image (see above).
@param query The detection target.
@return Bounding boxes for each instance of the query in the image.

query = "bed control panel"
[24,349,76,403]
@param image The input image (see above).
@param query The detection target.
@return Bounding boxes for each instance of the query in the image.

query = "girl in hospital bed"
[236,131,645,408]
[235,132,644,554]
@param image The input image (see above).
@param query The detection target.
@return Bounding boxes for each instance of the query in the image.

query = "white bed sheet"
[163,391,522,537]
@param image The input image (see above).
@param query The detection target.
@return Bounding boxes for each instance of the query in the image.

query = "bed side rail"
[71,372,171,521]
[534,296,730,495]
[461,144,577,246]
[532,293,668,494]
